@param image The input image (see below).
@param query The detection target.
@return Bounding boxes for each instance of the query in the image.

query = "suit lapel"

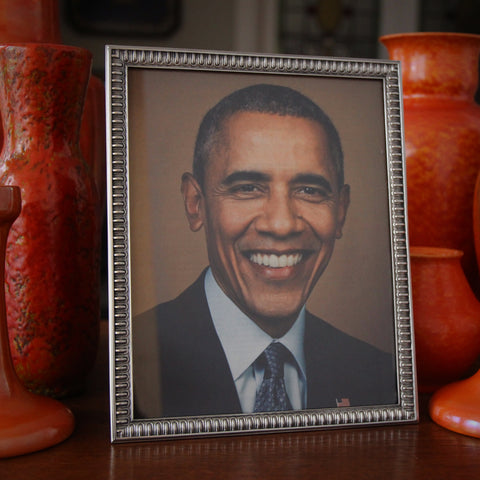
[159,271,242,417]
[304,312,340,408]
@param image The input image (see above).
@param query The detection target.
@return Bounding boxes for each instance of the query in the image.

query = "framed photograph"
[106,45,418,443]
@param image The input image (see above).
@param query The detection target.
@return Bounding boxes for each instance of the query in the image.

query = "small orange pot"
[410,246,480,392]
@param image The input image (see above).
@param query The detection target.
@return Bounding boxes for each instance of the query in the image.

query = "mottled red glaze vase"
[0,0,107,218]
[0,186,74,458]
[0,0,61,43]
[410,247,480,393]
[0,44,100,397]
[381,33,480,292]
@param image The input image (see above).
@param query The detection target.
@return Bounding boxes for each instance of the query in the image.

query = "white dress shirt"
[204,268,307,413]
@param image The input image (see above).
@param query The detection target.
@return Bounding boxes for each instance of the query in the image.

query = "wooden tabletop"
[2,323,480,479]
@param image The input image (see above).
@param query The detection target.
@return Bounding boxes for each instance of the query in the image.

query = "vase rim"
[410,246,464,259]
[380,32,480,43]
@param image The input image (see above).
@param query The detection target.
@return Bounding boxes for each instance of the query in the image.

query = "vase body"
[0,186,75,458]
[381,33,480,292]
[474,172,480,274]
[410,246,480,392]
[80,74,107,217]
[0,44,100,397]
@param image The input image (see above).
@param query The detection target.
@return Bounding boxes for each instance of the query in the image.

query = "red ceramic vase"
[410,246,480,392]
[0,44,100,397]
[0,0,61,43]
[381,33,480,293]
[0,0,107,218]
[0,186,75,458]
[475,171,480,269]
[80,74,107,218]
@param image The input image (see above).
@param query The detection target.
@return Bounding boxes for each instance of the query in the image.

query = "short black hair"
[193,83,344,189]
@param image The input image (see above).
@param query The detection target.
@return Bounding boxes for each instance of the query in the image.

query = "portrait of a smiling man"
[132,83,398,419]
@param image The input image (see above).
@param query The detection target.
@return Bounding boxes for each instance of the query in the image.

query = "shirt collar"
[204,268,306,381]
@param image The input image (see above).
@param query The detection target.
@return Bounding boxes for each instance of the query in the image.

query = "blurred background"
[59,0,480,78]
[57,0,480,316]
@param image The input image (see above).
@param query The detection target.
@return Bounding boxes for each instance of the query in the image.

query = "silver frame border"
[106,45,417,443]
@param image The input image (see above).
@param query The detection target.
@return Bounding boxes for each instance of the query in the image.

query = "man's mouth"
[249,252,303,268]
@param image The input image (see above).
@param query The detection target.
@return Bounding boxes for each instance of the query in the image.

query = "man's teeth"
[249,253,303,268]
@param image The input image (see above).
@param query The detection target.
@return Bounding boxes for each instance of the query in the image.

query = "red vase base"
[0,387,75,458]
[429,370,480,438]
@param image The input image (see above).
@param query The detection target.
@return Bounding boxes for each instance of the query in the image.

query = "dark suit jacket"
[133,271,397,418]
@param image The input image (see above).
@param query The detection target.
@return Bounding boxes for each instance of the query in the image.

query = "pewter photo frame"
[106,45,418,443]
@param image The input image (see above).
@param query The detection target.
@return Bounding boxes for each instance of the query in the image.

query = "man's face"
[183,111,349,337]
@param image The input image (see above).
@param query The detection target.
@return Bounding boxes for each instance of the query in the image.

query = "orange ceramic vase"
[381,33,480,293]
[0,44,100,397]
[409,247,480,392]
[431,160,480,437]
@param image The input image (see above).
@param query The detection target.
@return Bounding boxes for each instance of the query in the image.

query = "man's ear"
[335,184,350,239]
[181,172,205,232]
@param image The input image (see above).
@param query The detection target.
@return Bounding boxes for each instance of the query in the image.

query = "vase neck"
[0,45,91,152]
[382,33,480,101]
[0,0,61,43]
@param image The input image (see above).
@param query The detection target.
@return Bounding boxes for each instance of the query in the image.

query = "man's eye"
[236,184,258,192]
[229,184,264,196]
[296,186,329,201]
[302,186,321,195]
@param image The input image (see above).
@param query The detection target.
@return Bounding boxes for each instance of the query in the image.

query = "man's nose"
[255,192,303,237]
